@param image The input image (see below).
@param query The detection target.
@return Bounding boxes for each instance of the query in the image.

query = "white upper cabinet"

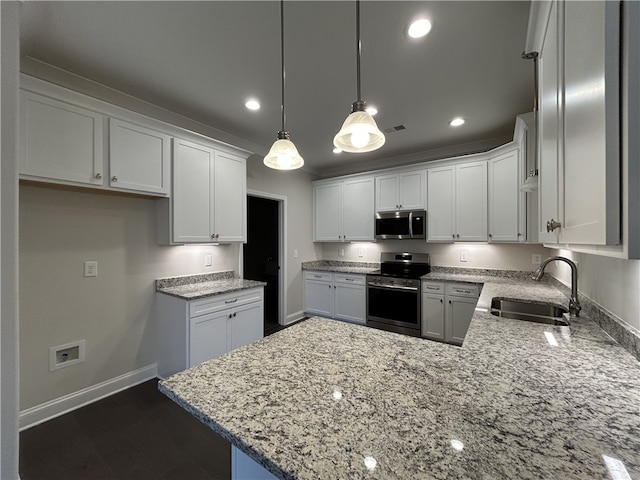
[109,118,171,196]
[213,150,247,242]
[427,160,487,242]
[167,138,247,244]
[426,166,456,241]
[488,147,525,242]
[20,91,104,186]
[314,177,374,242]
[532,0,621,245]
[375,170,425,211]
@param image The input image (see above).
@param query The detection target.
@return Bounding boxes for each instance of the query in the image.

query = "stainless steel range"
[366,252,430,337]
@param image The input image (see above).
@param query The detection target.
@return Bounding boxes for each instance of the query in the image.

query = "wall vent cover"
[382,125,407,134]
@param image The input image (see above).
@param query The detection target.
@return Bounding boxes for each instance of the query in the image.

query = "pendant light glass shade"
[264,133,304,170]
[334,108,385,153]
[334,1,385,154]
[264,1,304,170]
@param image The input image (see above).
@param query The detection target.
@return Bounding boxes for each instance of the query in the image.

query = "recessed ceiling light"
[365,106,378,116]
[408,19,432,39]
[333,147,342,154]
[245,99,260,111]
[449,117,465,127]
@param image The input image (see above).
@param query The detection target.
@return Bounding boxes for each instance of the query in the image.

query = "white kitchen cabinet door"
[334,282,366,325]
[304,274,334,317]
[456,161,487,241]
[427,166,455,241]
[446,296,477,346]
[229,302,264,351]
[375,171,425,211]
[422,294,445,341]
[398,171,426,210]
[214,151,247,242]
[561,0,620,245]
[314,183,343,241]
[172,138,215,243]
[189,311,229,367]
[488,149,523,242]
[20,91,104,186]
[109,118,170,196]
[342,178,374,242]
[537,1,562,243]
[375,174,400,211]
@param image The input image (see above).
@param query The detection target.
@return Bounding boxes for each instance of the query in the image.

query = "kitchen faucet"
[532,256,581,316]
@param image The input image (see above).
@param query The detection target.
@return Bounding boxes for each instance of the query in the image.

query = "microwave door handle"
[408,211,414,238]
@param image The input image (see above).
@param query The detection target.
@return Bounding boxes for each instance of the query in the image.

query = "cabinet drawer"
[190,288,264,318]
[334,274,365,286]
[304,271,333,282]
[445,283,480,298]
[422,282,445,294]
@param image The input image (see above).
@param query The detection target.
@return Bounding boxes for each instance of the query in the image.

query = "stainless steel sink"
[490,298,570,326]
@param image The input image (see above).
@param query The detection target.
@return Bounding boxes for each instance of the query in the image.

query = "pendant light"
[263,0,304,170]
[520,51,539,192]
[333,1,385,153]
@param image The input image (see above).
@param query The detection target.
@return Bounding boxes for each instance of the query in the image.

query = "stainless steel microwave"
[375,210,426,240]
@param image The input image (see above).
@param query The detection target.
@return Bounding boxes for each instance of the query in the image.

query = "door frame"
[241,190,287,326]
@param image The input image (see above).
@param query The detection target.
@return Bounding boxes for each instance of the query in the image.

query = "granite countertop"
[301,260,380,275]
[155,271,267,300]
[159,272,640,479]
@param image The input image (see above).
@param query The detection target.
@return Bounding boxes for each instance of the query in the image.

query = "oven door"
[366,282,421,335]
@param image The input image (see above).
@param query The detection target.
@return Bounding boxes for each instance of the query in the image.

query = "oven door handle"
[367,282,419,292]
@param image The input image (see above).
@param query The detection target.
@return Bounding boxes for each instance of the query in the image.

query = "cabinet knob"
[546,219,562,232]
[216,233,220,239]
[233,312,237,318]
[456,234,460,238]
[95,173,102,180]
[211,234,216,239]
[228,313,232,319]
[111,176,118,182]
[488,233,492,238]
[440,298,443,303]
[452,234,455,239]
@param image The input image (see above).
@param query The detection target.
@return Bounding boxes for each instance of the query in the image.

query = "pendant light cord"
[355,0,362,103]
[280,0,286,132]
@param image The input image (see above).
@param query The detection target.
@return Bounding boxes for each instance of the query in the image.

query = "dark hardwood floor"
[20,321,309,480]
[19,379,231,480]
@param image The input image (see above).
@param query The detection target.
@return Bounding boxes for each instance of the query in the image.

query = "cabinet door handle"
[314,274,322,278]
[225,298,238,304]
[95,173,102,179]
[111,176,118,182]
[345,278,354,282]
[547,219,562,232]
[426,286,439,290]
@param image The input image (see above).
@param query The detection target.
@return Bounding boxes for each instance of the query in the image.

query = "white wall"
[19,184,239,410]
[246,159,321,321]
[1,2,21,477]
[323,240,550,271]
[546,249,640,331]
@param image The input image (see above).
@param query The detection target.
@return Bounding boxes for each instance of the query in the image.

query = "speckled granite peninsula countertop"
[159,272,640,479]
[156,271,266,300]
[301,260,380,275]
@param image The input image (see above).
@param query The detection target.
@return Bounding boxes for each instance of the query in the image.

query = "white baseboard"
[285,310,305,325]
[19,363,158,431]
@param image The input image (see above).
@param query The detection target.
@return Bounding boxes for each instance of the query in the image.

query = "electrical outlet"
[84,261,98,277]
[339,248,345,257]
[204,255,213,267]
[460,251,468,262]
[358,248,364,258]
[532,254,541,265]
[293,249,299,258]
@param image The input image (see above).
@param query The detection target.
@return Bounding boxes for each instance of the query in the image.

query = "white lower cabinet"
[156,287,264,377]
[421,282,480,345]
[303,271,366,325]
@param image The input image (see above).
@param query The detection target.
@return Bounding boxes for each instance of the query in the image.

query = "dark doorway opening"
[244,196,280,336]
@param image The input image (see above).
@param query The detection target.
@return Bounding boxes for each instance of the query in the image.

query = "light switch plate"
[204,255,213,267]
[532,254,542,265]
[460,251,468,262]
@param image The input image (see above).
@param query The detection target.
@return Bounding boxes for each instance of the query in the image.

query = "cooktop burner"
[370,252,431,280]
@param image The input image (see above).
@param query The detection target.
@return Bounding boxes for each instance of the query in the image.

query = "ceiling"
[19,1,534,177]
